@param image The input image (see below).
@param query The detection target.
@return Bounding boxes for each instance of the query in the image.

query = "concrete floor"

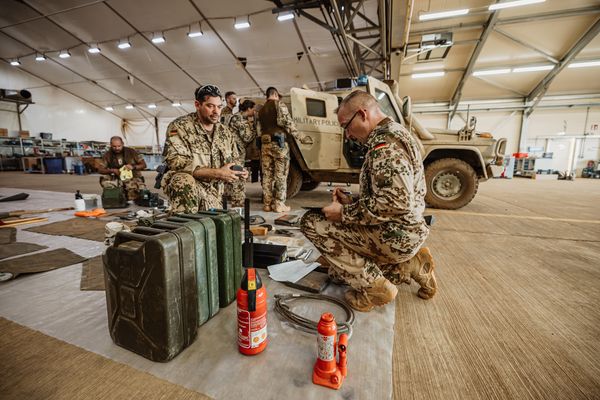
[1,171,599,399]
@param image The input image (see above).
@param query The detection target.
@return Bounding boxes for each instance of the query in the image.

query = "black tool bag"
[253,243,288,268]
[103,229,198,362]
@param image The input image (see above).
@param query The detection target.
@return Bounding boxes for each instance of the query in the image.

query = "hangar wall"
[0,64,121,143]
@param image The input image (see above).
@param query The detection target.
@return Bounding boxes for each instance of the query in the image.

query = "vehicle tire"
[300,181,320,191]
[286,162,303,199]
[424,158,478,210]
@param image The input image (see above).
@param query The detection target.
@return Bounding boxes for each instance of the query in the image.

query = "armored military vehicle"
[269,76,506,210]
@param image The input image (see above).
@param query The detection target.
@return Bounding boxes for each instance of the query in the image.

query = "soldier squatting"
[160,84,437,312]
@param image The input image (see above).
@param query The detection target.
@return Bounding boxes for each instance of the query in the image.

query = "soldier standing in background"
[220,91,237,126]
[301,91,436,312]
[162,84,248,212]
[257,86,299,213]
[226,99,257,207]
[97,136,147,200]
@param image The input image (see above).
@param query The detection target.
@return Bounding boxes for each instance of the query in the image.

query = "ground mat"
[25,217,108,242]
[0,317,212,400]
[80,255,105,291]
[0,227,16,244]
[0,248,87,281]
[0,242,47,260]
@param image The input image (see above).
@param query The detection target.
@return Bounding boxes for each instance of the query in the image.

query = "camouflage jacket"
[98,147,144,179]
[228,112,257,160]
[257,101,299,140]
[342,118,428,238]
[164,112,238,189]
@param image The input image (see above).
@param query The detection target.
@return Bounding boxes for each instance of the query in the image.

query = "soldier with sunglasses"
[162,84,248,212]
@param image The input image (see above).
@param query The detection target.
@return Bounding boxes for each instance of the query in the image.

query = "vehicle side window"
[374,88,399,122]
[306,98,326,118]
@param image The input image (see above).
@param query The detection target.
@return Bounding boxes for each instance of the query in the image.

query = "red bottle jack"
[313,312,349,390]
[237,268,267,355]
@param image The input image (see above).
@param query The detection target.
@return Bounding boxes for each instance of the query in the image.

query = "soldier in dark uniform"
[301,91,436,312]
[97,136,147,200]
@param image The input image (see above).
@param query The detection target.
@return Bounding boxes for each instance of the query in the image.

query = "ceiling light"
[419,8,469,21]
[148,104,157,109]
[59,50,71,58]
[512,65,553,73]
[118,39,131,49]
[568,60,600,69]
[472,68,511,76]
[277,12,295,22]
[188,22,203,38]
[151,32,165,44]
[35,53,46,61]
[411,71,446,79]
[234,16,251,29]
[105,106,114,111]
[125,104,134,109]
[10,59,21,66]
[489,0,545,11]
[88,44,101,54]
[171,101,181,107]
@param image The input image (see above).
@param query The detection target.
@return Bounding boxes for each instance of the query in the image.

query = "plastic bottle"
[74,190,85,211]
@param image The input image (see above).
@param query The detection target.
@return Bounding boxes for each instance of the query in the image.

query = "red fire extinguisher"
[313,312,349,390]
[237,268,268,355]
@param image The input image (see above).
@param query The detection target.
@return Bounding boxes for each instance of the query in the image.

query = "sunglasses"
[195,84,222,100]
[342,110,361,133]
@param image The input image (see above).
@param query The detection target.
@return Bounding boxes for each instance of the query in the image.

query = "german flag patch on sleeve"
[169,128,178,136]
[372,142,389,151]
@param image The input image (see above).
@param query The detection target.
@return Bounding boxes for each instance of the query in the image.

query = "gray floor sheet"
[0,188,395,400]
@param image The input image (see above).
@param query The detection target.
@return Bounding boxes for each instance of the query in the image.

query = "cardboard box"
[0,128,8,137]
[18,130,30,138]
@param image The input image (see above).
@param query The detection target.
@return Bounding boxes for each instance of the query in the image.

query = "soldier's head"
[225,91,237,108]
[336,90,385,144]
[265,87,280,101]
[239,99,256,116]
[194,84,223,125]
[110,136,124,154]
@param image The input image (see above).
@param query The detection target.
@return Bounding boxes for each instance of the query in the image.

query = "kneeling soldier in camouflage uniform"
[162,85,248,213]
[301,91,437,312]
[97,136,147,200]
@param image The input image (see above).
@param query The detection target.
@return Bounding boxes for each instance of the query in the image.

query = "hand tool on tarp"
[0,217,48,227]
[0,207,73,220]
[0,193,29,202]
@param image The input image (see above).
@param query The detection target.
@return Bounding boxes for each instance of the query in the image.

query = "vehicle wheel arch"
[423,147,487,178]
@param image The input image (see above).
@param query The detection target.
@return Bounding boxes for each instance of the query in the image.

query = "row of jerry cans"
[103,210,242,362]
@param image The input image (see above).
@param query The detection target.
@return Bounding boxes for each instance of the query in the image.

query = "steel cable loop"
[273,293,355,338]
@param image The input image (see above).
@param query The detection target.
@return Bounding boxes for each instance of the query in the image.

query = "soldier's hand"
[217,163,242,183]
[123,164,134,171]
[332,188,352,205]
[322,201,343,222]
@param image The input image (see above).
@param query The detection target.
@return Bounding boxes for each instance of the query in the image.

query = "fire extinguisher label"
[238,309,267,349]
[318,334,335,361]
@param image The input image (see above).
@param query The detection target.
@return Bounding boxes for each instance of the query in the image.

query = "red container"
[513,152,528,159]
[237,268,267,355]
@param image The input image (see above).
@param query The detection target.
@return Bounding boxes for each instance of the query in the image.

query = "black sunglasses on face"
[195,84,222,100]
[342,110,360,133]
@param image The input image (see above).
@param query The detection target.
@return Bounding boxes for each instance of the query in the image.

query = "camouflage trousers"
[225,156,247,208]
[163,171,222,213]
[301,211,422,290]
[261,142,289,207]
[99,176,146,200]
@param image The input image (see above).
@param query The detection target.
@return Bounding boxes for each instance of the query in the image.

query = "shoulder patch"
[372,142,389,151]
[169,129,178,136]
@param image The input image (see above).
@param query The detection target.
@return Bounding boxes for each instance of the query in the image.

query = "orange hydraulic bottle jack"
[313,312,349,390]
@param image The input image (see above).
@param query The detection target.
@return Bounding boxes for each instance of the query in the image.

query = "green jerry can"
[101,186,128,209]
[178,212,242,307]
[151,219,220,325]
[103,229,198,362]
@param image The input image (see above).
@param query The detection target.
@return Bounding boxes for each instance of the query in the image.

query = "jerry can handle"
[113,230,156,247]
[152,221,183,229]
[131,226,163,235]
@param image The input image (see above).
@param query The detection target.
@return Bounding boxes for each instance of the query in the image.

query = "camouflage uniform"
[98,147,146,200]
[162,112,238,213]
[301,118,429,291]
[220,105,234,126]
[225,112,257,207]
[257,100,298,208]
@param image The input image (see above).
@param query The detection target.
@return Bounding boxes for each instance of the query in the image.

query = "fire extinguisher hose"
[274,293,355,338]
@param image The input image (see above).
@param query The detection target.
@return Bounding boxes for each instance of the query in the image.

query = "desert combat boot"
[344,276,398,312]
[273,201,291,213]
[396,247,437,299]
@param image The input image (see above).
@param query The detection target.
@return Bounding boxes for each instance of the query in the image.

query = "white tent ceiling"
[1,0,599,120]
